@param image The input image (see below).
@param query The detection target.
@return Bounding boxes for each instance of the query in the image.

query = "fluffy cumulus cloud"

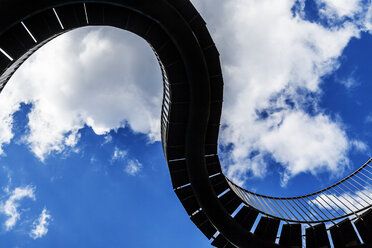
[0,0,372,186]
[192,0,372,185]
[260,112,351,186]
[0,186,35,230]
[29,208,52,239]
[0,26,162,161]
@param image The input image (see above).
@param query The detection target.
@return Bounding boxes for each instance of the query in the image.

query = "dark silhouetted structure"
[0,0,371,247]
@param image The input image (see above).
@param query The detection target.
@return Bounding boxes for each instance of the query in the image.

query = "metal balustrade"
[228,158,372,225]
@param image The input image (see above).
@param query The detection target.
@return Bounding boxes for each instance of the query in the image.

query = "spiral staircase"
[0,0,371,247]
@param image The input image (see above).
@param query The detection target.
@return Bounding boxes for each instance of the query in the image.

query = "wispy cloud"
[124,159,143,176]
[366,115,372,123]
[111,147,142,176]
[90,156,97,164]
[351,140,368,152]
[317,0,363,19]
[310,187,372,215]
[111,147,127,162]
[103,134,112,145]
[340,76,359,89]
[0,186,35,230]
[29,208,52,239]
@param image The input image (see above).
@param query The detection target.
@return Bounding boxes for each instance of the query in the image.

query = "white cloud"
[364,4,372,32]
[339,72,360,89]
[65,131,81,147]
[351,140,368,152]
[29,208,51,239]
[1,26,162,161]
[0,97,19,155]
[310,187,372,215]
[0,186,35,230]
[191,0,369,185]
[103,135,112,145]
[110,147,142,175]
[261,112,351,186]
[124,159,142,176]
[317,0,363,19]
[111,147,127,161]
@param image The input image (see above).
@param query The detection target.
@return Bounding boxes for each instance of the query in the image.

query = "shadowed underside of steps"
[0,0,371,247]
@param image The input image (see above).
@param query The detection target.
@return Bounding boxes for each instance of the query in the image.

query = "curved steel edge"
[0,1,279,247]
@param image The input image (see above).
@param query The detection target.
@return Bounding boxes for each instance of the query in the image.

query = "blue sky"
[0,0,372,247]
[0,110,210,247]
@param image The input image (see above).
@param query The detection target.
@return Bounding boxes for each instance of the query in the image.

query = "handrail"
[228,157,372,200]
[227,157,372,223]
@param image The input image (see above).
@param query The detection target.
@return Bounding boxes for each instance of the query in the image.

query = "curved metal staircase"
[0,0,371,247]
